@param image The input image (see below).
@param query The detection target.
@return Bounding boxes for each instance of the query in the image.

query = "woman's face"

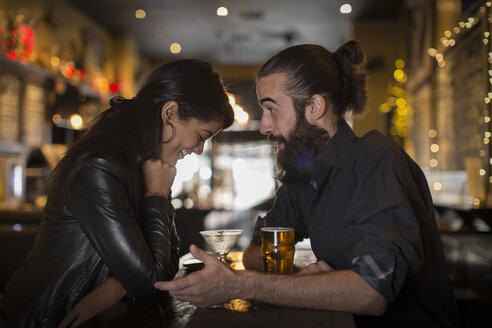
[160,101,223,166]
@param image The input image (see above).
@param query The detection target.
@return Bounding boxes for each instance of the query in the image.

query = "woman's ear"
[161,101,179,123]
[305,94,327,123]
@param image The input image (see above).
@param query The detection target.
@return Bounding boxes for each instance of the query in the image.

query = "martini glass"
[199,229,243,262]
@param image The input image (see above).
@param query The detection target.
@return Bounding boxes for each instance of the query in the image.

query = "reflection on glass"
[200,229,243,262]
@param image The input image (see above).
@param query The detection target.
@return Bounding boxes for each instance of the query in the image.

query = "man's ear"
[161,101,179,123]
[305,94,326,123]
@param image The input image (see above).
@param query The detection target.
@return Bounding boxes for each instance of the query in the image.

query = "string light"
[216,6,228,16]
[170,43,182,54]
[378,59,412,138]
[429,128,440,172]
[135,9,146,19]
[70,114,83,130]
[433,182,443,191]
[340,4,352,14]
[427,1,492,206]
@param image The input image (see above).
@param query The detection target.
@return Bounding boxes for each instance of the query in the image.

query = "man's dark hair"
[258,40,367,121]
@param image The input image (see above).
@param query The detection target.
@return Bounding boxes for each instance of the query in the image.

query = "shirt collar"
[308,120,358,177]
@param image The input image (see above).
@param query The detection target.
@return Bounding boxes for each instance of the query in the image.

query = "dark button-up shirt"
[253,121,458,327]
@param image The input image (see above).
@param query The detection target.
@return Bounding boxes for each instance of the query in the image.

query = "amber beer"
[261,227,295,274]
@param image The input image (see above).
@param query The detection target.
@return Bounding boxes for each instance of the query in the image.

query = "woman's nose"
[193,142,205,155]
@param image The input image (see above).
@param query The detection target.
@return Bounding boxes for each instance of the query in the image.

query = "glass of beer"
[260,227,295,274]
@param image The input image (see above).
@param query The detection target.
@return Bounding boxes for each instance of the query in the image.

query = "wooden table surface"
[83,251,355,328]
[174,299,354,328]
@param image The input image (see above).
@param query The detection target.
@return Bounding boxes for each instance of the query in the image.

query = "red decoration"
[20,24,34,55]
[109,83,119,93]
[77,69,86,79]
[62,65,75,78]
[6,23,35,61]
[6,51,17,61]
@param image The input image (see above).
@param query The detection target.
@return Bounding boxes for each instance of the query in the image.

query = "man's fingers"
[316,260,330,271]
[189,244,206,261]
[315,260,334,271]
[190,244,219,265]
[155,280,178,291]
[155,276,193,291]
[297,262,318,275]
[297,260,334,275]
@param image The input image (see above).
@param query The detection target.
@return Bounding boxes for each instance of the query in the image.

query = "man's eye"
[197,135,204,142]
[268,108,276,114]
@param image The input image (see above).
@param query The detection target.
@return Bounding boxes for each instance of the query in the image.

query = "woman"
[0,59,234,327]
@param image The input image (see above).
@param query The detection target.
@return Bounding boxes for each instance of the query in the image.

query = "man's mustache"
[267,134,286,144]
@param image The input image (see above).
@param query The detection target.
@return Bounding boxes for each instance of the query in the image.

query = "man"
[155,41,459,327]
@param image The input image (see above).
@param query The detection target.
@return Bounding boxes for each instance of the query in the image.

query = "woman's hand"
[58,278,127,328]
[143,159,177,198]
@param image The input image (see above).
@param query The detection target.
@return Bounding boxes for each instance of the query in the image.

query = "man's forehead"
[256,73,288,100]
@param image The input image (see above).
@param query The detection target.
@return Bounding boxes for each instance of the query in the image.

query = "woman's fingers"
[143,159,177,196]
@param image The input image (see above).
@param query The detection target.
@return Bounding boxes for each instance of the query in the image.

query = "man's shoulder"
[358,130,399,150]
[354,130,404,160]
[350,130,415,175]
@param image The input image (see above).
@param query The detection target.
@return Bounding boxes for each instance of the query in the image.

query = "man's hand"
[58,277,127,328]
[297,260,334,275]
[242,243,264,271]
[154,245,239,308]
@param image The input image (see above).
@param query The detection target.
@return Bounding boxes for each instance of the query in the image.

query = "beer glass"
[260,227,295,274]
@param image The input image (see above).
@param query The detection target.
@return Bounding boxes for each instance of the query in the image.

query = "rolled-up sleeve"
[343,148,425,303]
[351,253,398,303]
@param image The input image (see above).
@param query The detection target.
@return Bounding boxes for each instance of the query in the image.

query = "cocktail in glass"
[199,229,243,262]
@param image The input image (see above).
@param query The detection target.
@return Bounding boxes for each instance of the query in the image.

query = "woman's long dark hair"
[48,59,234,193]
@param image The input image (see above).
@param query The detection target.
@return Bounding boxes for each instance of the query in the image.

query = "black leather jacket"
[0,154,179,327]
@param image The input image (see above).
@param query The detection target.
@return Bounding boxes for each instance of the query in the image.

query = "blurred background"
[0,0,491,326]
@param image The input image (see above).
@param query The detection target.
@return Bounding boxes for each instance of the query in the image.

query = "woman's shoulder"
[81,153,134,181]
[85,153,126,168]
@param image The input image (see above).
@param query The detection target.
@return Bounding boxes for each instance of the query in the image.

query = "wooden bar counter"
[82,251,355,328]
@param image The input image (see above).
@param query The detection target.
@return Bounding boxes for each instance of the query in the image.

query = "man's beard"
[271,116,331,187]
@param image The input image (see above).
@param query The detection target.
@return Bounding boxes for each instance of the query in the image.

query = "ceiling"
[66,0,402,65]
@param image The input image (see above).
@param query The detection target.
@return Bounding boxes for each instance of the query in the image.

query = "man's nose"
[259,114,273,135]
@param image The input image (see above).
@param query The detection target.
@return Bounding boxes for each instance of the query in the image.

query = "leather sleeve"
[67,157,179,301]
